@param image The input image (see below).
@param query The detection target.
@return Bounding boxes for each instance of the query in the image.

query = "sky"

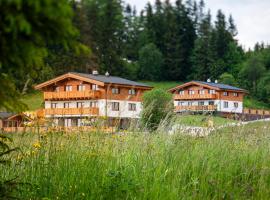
[126,0,270,50]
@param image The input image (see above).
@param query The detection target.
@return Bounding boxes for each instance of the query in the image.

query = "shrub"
[141,89,174,131]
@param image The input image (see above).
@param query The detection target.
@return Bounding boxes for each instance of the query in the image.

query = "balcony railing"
[44,91,101,100]
[175,105,217,112]
[243,108,270,115]
[174,94,216,100]
[44,107,99,116]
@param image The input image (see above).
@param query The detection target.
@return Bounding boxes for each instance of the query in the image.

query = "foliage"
[141,89,173,131]
[219,72,237,86]
[138,43,163,81]
[2,122,270,199]
[0,0,85,111]
[239,56,266,94]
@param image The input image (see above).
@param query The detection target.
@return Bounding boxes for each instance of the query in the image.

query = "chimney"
[92,70,99,75]
[105,71,110,77]
[215,80,218,83]
[207,78,211,83]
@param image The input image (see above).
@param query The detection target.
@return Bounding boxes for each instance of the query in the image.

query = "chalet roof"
[169,80,247,93]
[35,72,152,90]
[194,81,246,92]
[0,112,16,119]
[71,72,150,88]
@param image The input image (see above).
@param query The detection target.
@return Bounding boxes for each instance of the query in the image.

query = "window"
[90,101,98,108]
[198,101,204,106]
[234,102,239,108]
[178,101,185,106]
[223,92,228,96]
[128,103,136,111]
[199,90,205,95]
[128,89,136,95]
[209,89,216,94]
[209,101,215,105]
[51,103,57,108]
[112,88,120,94]
[224,101,229,108]
[77,102,84,108]
[92,84,98,91]
[179,90,184,95]
[112,102,119,111]
[78,84,85,91]
[64,102,71,108]
[188,102,193,106]
[233,92,238,97]
[188,90,195,95]
[65,85,72,91]
[54,86,60,92]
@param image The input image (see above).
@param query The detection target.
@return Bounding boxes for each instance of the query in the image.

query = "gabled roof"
[194,81,247,92]
[0,112,15,119]
[35,72,152,90]
[71,72,151,88]
[169,81,247,93]
[0,112,31,121]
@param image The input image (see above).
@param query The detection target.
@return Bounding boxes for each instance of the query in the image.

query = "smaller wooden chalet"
[169,80,248,114]
[0,112,30,132]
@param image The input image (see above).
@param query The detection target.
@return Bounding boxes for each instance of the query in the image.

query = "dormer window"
[179,90,184,95]
[78,84,85,91]
[65,85,72,92]
[128,89,136,95]
[112,88,120,94]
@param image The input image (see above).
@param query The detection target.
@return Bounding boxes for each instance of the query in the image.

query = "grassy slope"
[21,91,43,111]
[4,122,270,199]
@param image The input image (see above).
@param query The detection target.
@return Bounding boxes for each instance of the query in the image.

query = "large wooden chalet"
[35,71,152,128]
[169,80,248,114]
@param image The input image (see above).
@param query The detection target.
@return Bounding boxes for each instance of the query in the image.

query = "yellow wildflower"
[33,141,41,149]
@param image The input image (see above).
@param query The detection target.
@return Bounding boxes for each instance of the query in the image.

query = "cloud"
[125,0,270,49]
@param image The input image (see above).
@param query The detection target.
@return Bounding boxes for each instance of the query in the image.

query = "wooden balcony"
[44,91,101,100]
[175,105,217,112]
[44,107,99,116]
[174,94,216,100]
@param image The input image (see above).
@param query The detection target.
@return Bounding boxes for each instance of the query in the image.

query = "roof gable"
[169,81,247,93]
[35,72,152,90]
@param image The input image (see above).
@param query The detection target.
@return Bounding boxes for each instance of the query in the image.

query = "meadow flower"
[33,141,41,149]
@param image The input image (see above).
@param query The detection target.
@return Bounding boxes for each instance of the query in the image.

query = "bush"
[141,89,173,131]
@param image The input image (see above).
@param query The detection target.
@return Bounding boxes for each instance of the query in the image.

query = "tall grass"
[2,122,270,199]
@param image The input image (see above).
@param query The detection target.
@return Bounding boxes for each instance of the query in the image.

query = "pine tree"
[84,0,125,75]
[191,11,214,80]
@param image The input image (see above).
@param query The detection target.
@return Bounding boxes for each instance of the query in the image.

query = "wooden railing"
[44,107,99,116]
[44,91,101,100]
[174,94,216,100]
[175,105,217,112]
[243,108,270,115]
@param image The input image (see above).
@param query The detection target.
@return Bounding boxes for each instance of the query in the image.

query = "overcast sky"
[126,0,270,50]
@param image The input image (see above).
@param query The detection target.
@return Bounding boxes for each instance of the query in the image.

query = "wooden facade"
[169,81,247,114]
[35,72,152,128]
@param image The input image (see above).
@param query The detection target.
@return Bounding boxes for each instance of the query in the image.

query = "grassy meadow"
[2,122,270,199]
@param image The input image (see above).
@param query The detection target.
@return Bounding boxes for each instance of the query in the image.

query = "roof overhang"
[168,81,248,93]
[168,81,220,93]
[104,82,153,90]
[34,73,105,90]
